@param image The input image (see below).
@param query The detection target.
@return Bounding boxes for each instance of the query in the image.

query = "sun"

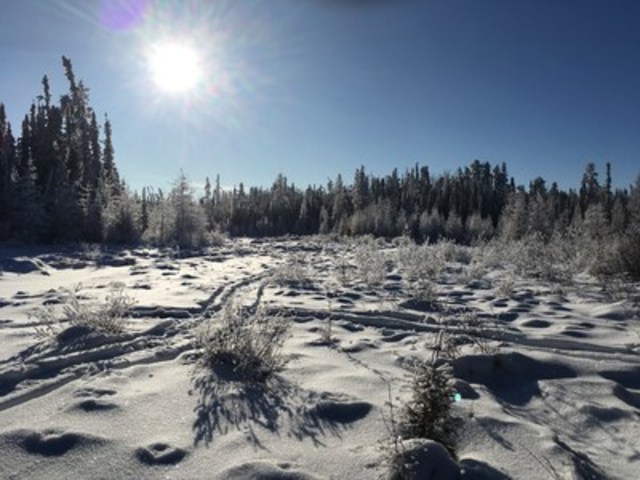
[147,41,203,93]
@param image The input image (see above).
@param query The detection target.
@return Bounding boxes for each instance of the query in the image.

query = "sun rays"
[146,41,203,93]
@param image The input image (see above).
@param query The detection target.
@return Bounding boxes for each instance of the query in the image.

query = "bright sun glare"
[147,42,203,93]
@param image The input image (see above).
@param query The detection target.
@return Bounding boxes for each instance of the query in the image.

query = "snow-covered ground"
[1,237,639,479]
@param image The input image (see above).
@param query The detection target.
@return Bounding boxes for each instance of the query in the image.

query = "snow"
[0,237,639,479]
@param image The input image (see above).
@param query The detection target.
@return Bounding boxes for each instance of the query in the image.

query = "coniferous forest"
[1,59,639,278]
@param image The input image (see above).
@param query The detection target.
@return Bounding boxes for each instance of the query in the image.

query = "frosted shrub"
[32,285,134,336]
[397,243,444,282]
[408,279,438,305]
[466,239,507,280]
[196,298,290,380]
[397,242,445,304]
[433,239,472,265]
[508,233,575,283]
[354,236,388,287]
[271,254,312,288]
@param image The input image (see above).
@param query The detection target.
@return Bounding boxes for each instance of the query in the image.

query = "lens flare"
[99,0,148,31]
[147,41,203,93]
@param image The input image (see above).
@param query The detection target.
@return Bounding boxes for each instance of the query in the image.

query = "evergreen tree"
[102,116,120,196]
[202,176,215,231]
[0,104,16,238]
[12,128,45,241]
[579,162,600,215]
[352,165,370,212]
[140,187,149,233]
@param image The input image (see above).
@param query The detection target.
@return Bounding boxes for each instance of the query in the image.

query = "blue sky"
[1,0,639,192]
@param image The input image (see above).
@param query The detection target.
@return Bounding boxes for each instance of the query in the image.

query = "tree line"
[1,58,639,277]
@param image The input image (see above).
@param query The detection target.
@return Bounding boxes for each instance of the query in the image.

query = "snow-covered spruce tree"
[98,115,138,244]
[400,359,459,459]
[394,324,462,465]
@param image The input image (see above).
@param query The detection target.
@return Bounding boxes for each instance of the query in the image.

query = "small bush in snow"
[397,242,445,283]
[495,274,516,299]
[271,254,312,288]
[354,236,388,287]
[433,239,472,265]
[32,284,134,336]
[196,298,290,381]
[403,279,438,309]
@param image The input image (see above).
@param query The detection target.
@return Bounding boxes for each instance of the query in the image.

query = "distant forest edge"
[1,59,639,278]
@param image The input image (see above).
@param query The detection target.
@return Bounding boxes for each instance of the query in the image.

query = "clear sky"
[1,0,639,192]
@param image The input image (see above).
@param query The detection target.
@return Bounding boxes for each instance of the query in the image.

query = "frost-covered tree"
[104,184,140,244]
[582,203,609,240]
[444,212,464,242]
[172,171,206,247]
[143,171,206,248]
[527,192,552,239]
[610,194,627,235]
[500,191,528,241]
[419,210,445,243]
[466,212,494,241]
